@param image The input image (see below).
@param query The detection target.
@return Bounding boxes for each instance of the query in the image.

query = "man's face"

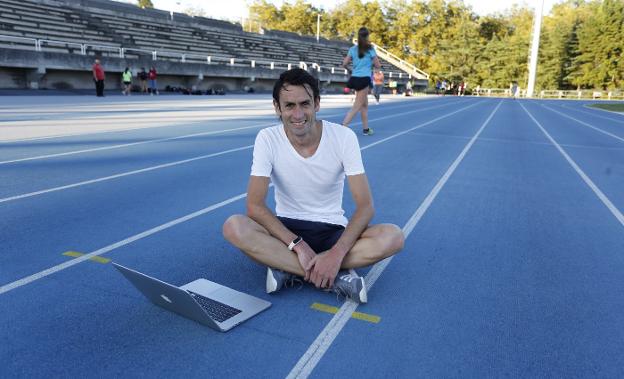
[274,84,319,137]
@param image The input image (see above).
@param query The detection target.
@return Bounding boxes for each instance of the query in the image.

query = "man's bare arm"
[246,175,317,278]
[246,175,295,244]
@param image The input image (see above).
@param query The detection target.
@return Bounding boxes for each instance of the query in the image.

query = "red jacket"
[92,64,105,80]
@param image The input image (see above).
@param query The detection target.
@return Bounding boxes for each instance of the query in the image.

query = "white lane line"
[360,101,481,151]
[0,123,270,165]
[0,118,249,144]
[569,106,624,123]
[0,193,247,295]
[541,104,624,143]
[0,99,454,163]
[580,104,624,121]
[286,100,503,379]
[0,145,253,204]
[0,99,485,294]
[521,103,624,227]
[0,101,468,204]
[0,98,443,144]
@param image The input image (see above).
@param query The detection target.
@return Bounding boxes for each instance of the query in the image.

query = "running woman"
[341,27,381,136]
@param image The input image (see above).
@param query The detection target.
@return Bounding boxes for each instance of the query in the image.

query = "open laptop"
[113,262,271,332]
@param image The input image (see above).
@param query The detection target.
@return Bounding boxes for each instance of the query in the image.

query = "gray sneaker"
[332,269,367,303]
[266,267,299,294]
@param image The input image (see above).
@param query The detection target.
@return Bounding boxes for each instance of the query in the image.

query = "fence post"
[251,60,255,68]
[81,44,86,55]
[119,47,124,58]
[288,63,292,70]
[207,56,211,64]
[271,62,274,70]
[181,54,185,63]
[153,51,157,60]
[230,58,235,65]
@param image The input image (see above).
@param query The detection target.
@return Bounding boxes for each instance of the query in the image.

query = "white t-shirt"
[251,120,365,226]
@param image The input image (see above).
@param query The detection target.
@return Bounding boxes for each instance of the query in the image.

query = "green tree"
[280,0,318,35]
[137,0,153,9]
[244,0,620,90]
[537,0,593,90]
[599,0,624,88]
[328,0,371,40]
[574,1,606,88]
[248,0,282,31]
[475,6,532,88]
[431,1,482,84]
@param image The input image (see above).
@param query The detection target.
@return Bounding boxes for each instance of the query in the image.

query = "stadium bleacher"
[0,0,416,91]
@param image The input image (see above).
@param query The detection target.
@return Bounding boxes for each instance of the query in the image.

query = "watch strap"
[288,236,303,251]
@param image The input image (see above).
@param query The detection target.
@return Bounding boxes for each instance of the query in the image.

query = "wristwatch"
[288,236,303,251]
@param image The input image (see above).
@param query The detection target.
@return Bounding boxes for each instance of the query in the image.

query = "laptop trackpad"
[180,278,248,303]
[180,278,223,295]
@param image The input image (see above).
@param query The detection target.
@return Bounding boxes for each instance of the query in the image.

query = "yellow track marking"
[62,251,110,264]
[310,302,381,323]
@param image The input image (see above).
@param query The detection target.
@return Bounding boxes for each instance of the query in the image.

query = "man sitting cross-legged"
[222,68,404,303]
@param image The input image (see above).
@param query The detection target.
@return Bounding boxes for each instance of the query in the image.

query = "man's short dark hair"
[272,68,320,107]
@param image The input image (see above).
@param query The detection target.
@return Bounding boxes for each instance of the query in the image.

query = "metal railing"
[371,43,429,80]
[0,34,415,80]
[0,35,38,50]
[467,88,624,100]
[539,90,624,100]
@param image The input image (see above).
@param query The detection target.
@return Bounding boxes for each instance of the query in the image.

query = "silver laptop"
[113,262,271,332]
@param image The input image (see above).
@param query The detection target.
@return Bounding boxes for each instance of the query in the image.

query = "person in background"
[405,79,413,96]
[92,59,105,97]
[372,70,384,105]
[341,27,381,136]
[122,67,132,96]
[138,67,148,94]
[511,82,519,99]
[148,67,159,95]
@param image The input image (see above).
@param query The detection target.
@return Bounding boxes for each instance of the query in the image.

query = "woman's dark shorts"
[347,76,371,91]
[123,81,131,85]
[278,216,345,253]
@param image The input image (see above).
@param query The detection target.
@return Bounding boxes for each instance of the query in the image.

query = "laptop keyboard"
[189,291,242,323]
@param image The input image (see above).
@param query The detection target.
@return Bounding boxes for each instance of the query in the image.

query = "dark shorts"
[278,216,345,253]
[123,81,131,85]
[347,76,371,91]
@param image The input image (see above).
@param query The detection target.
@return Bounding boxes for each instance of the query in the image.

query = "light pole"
[316,13,321,42]
[526,0,544,98]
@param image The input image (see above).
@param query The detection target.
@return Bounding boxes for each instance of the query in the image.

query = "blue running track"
[1,95,623,377]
